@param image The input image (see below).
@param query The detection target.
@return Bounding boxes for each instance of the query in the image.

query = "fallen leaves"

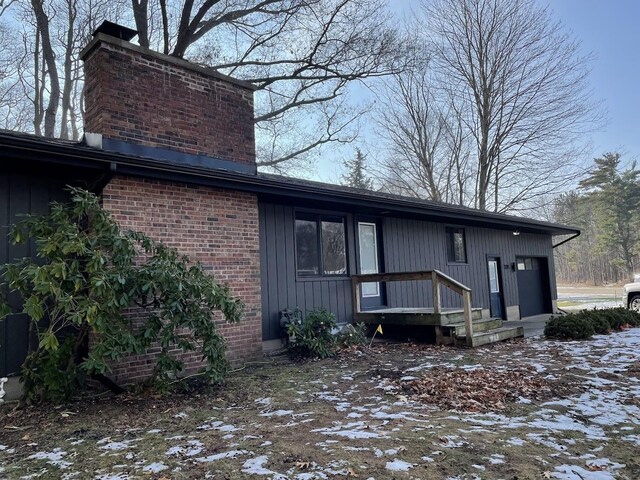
[398,366,563,412]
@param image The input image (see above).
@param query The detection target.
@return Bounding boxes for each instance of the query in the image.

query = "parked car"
[623,279,640,311]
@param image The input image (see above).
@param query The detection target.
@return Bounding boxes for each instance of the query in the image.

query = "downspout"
[89,161,117,194]
[552,231,580,249]
[552,231,580,315]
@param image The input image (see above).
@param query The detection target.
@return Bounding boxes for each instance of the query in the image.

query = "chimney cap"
[92,21,138,41]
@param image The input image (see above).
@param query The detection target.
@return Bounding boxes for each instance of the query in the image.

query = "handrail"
[352,270,474,346]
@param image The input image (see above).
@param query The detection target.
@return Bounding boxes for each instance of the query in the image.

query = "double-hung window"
[295,213,347,277]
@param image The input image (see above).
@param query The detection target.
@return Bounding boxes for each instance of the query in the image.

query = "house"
[0,23,579,383]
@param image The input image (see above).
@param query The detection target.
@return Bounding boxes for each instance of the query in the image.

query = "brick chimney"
[80,22,256,172]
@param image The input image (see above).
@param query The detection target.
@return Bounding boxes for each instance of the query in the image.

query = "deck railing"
[351,270,474,346]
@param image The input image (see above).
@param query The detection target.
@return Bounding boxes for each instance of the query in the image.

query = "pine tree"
[579,153,640,277]
[342,148,374,190]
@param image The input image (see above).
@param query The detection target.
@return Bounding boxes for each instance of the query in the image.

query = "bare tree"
[0,18,32,131]
[0,1,128,138]
[376,67,472,205]
[125,0,407,169]
[0,0,405,171]
[423,0,600,212]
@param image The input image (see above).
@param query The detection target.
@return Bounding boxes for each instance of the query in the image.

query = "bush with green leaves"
[0,187,243,403]
[545,307,640,341]
[285,308,337,359]
[337,322,368,347]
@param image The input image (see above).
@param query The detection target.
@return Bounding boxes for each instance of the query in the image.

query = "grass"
[1,333,639,479]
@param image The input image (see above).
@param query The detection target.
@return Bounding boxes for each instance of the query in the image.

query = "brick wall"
[102,176,262,385]
[82,36,256,165]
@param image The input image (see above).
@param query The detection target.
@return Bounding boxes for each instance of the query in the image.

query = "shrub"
[544,315,595,340]
[0,187,243,403]
[610,307,640,327]
[285,308,337,359]
[544,307,640,341]
[337,323,368,347]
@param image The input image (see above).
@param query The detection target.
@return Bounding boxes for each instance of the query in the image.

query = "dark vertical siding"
[259,201,558,340]
[259,203,355,341]
[379,221,555,310]
[0,173,69,376]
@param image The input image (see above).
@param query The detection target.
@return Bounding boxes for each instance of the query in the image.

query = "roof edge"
[0,130,580,236]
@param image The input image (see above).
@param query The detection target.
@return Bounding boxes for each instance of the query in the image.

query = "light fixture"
[513,230,520,236]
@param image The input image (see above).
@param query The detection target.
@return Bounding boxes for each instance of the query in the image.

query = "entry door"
[487,257,504,319]
[357,222,386,309]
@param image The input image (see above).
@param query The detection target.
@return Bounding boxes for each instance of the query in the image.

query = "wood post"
[463,289,473,347]
[352,277,361,317]
[431,270,441,314]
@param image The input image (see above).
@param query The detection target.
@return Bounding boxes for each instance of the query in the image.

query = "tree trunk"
[131,0,150,48]
[60,0,77,140]
[31,0,60,138]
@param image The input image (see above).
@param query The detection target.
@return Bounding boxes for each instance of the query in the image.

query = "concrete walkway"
[503,313,553,338]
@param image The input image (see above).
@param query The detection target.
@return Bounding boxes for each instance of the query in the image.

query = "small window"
[446,227,467,263]
[295,214,347,277]
[517,257,541,271]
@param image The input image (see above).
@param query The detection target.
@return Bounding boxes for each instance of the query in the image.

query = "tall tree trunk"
[60,0,77,140]
[31,0,60,138]
[32,30,43,136]
[131,0,150,48]
[160,0,170,54]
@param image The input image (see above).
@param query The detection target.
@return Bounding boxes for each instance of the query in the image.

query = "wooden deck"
[351,270,523,347]
[354,307,483,326]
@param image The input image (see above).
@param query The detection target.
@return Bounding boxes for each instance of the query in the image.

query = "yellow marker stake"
[369,324,383,348]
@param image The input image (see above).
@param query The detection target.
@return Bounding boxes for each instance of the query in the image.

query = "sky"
[319,0,640,182]
[545,0,640,163]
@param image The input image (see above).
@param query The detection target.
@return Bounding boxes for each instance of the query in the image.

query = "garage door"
[516,257,552,318]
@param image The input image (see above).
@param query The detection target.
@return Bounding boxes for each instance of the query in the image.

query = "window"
[516,257,539,271]
[446,227,467,263]
[295,213,347,277]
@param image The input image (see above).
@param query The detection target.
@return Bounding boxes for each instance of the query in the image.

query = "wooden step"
[453,318,503,337]
[455,326,524,347]
[439,308,484,325]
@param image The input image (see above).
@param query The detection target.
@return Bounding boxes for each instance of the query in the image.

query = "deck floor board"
[354,307,483,326]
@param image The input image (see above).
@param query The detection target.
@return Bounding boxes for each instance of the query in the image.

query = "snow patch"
[196,449,249,463]
[385,459,413,471]
[142,462,167,473]
[242,455,287,478]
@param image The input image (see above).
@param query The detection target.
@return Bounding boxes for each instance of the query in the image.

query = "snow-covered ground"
[557,285,625,311]
[2,329,640,479]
